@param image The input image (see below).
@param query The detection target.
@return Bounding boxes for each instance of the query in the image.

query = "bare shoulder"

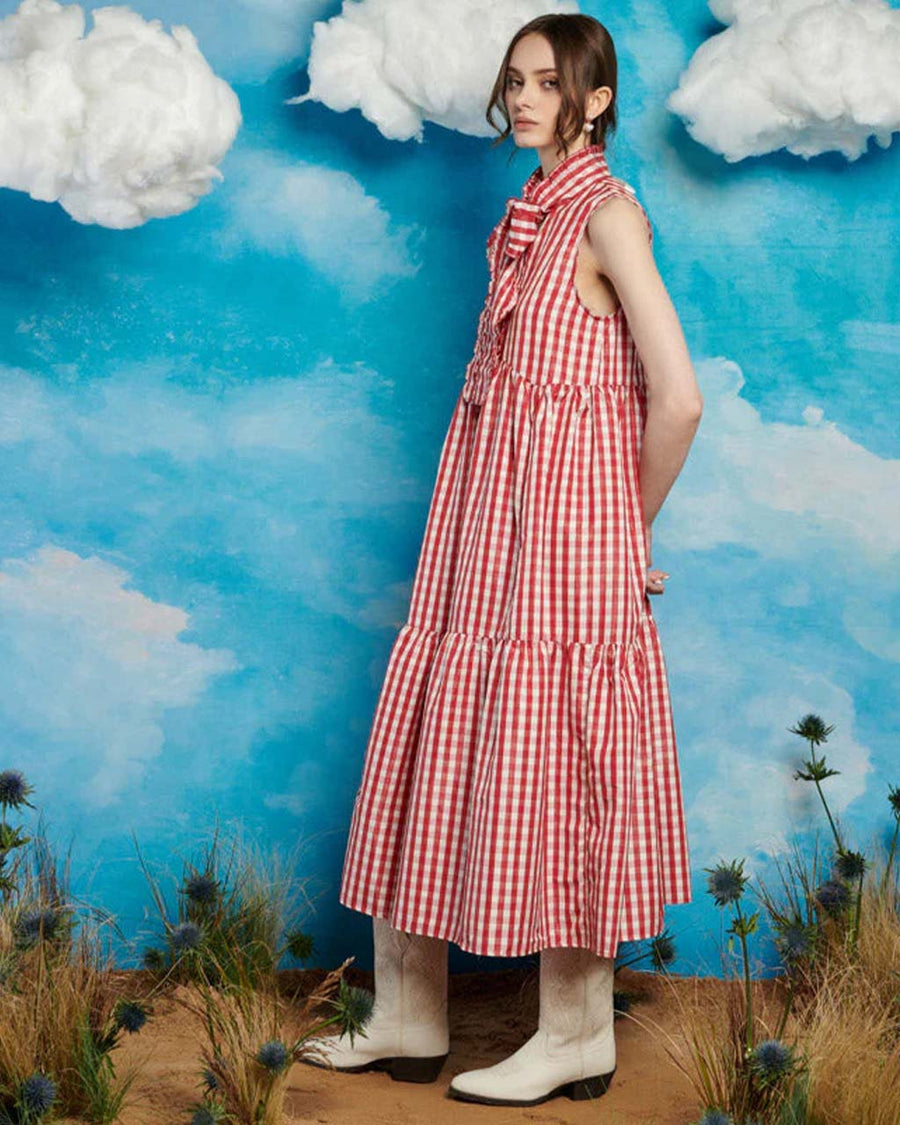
[587,193,650,243]
[584,189,654,275]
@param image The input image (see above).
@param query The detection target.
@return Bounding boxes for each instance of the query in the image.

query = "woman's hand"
[644,522,670,596]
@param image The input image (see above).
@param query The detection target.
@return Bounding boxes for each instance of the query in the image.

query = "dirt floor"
[105,964,731,1125]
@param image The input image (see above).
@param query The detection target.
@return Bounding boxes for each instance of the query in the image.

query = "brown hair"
[485,14,618,163]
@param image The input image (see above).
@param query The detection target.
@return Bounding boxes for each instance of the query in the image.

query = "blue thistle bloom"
[116,1001,148,1034]
[285,929,315,961]
[191,1108,217,1125]
[815,879,851,915]
[19,1073,57,1115]
[0,770,33,809]
[201,1068,219,1091]
[345,985,375,1027]
[748,1038,794,1081]
[15,907,60,946]
[834,850,866,881]
[698,1110,733,1125]
[612,990,631,1014]
[651,932,676,969]
[775,921,813,963]
[183,874,219,906]
[142,947,166,971]
[789,714,833,746]
[888,785,900,818]
[703,859,748,907]
[256,1039,290,1073]
[172,921,203,953]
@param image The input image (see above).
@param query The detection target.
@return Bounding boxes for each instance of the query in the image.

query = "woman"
[302,12,701,1107]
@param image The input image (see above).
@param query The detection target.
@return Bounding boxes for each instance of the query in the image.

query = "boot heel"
[388,1052,449,1083]
[567,1067,615,1100]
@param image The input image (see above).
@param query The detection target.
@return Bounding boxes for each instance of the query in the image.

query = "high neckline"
[520,143,611,209]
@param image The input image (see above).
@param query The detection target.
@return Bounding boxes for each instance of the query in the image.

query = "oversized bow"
[502,197,545,259]
[485,144,612,340]
[489,198,546,332]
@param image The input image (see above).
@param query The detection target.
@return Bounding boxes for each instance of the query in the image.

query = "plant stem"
[810,745,843,852]
[850,872,864,955]
[879,817,899,898]
[734,899,754,1052]
[773,971,795,1042]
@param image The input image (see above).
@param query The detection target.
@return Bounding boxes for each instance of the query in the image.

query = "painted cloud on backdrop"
[0,545,239,807]
[286,0,579,142]
[667,0,900,162]
[0,0,242,228]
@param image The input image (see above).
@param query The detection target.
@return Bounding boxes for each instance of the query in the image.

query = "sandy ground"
[102,964,731,1125]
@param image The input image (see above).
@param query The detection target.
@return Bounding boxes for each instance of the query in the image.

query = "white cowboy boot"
[447,945,616,1105]
[302,915,450,1083]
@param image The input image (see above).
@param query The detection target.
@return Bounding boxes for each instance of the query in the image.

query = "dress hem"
[337,894,694,961]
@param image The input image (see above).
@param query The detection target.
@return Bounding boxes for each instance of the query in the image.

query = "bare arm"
[586,198,702,575]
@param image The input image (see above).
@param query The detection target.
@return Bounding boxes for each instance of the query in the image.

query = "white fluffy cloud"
[667,0,900,161]
[0,546,239,806]
[0,0,242,227]
[286,0,578,142]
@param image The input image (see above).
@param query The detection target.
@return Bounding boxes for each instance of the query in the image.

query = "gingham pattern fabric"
[339,144,692,959]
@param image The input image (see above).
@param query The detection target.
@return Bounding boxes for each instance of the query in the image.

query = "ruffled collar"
[521,143,611,208]
[493,144,612,263]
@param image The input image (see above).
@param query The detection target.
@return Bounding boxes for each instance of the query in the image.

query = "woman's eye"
[505,76,557,89]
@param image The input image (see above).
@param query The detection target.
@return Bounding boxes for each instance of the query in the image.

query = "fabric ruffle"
[339,617,692,960]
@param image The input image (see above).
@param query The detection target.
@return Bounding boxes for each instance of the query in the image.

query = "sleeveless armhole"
[590,185,653,246]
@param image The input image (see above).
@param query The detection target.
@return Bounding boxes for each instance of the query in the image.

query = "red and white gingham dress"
[339,143,692,959]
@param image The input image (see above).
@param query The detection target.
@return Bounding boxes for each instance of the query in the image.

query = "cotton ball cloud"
[0,0,242,228]
[667,0,900,161]
[286,0,579,142]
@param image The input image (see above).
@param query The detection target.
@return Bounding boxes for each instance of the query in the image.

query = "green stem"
[291,1011,350,1050]
[813,772,843,853]
[879,817,899,898]
[774,972,795,1042]
[734,900,754,1052]
[850,872,864,955]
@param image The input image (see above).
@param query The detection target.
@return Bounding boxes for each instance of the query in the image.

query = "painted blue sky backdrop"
[1,0,898,977]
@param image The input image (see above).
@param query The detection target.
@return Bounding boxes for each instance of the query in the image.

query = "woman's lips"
[515,120,537,128]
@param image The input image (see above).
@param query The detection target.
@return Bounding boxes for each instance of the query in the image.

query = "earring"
[583,119,594,132]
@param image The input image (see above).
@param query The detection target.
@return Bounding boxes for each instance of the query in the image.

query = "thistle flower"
[650,931,676,970]
[834,849,866,881]
[172,921,203,953]
[15,907,61,947]
[115,1000,148,1034]
[344,984,375,1028]
[142,947,166,971]
[183,874,219,906]
[703,858,749,907]
[0,770,35,811]
[191,1108,219,1125]
[613,990,631,1014]
[19,1073,57,1116]
[788,714,834,746]
[256,1039,290,1073]
[774,920,814,964]
[887,784,900,819]
[201,1068,219,1092]
[815,879,851,915]
[285,928,315,961]
[323,979,375,1049]
[748,1038,795,1083]
[697,1110,733,1125]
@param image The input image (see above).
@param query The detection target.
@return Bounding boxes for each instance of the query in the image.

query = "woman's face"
[504,33,564,152]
